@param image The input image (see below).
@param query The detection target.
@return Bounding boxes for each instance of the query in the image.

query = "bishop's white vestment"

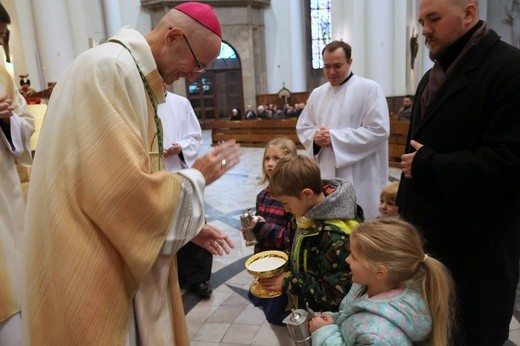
[24,27,202,345]
[296,75,390,219]
[0,66,34,343]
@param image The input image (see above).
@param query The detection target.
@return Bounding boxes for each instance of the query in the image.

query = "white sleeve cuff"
[1,114,28,156]
[160,169,206,255]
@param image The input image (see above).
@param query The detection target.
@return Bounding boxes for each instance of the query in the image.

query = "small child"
[246,138,298,254]
[243,138,297,344]
[259,155,363,313]
[309,218,455,346]
[378,181,399,218]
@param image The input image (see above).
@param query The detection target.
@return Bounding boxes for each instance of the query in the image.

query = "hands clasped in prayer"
[314,127,331,147]
[163,143,182,158]
[0,94,13,120]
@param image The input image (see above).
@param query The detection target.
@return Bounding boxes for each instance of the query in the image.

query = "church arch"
[186,41,244,128]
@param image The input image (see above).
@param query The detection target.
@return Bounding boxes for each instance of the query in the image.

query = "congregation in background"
[230,102,306,121]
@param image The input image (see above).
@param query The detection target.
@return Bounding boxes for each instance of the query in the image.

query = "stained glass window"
[310,0,332,69]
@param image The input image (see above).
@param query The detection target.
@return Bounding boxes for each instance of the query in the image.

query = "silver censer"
[240,210,258,246]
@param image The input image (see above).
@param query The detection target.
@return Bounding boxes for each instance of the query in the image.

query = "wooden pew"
[211,118,303,148]
[211,118,411,167]
[388,120,410,167]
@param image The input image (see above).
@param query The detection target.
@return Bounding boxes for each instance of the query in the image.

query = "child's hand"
[240,228,247,240]
[308,313,334,333]
[241,216,263,240]
[258,272,284,291]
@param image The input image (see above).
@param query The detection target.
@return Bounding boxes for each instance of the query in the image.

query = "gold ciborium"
[245,250,288,298]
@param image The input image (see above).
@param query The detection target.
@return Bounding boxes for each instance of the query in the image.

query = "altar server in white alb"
[0,3,34,344]
[159,90,203,171]
[296,40,389,219]
[159,90,215,299]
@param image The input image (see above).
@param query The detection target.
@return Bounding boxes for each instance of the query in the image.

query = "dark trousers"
[450,260,518,346]
[515,265,520,323]
[248,292,290,326]
[177,241,212,286]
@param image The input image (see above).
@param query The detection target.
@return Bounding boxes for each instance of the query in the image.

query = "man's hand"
[0,94,14,121]
[401,140,424,179]
[191,224,234,256]
[163,143,182,158]
[191,139,241,185]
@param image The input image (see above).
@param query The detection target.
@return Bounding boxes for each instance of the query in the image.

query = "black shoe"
[190,282,212,299]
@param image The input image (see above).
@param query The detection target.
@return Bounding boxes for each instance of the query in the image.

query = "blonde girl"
[243,138,297,344]
[245,137,297,253]
[309,218,455,346]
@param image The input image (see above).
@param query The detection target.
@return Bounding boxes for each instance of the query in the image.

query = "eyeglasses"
[183,34,205,74]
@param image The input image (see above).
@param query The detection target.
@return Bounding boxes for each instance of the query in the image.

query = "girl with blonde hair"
[242,137,297,344]
[248,137,298,253]
[309,218,455,346]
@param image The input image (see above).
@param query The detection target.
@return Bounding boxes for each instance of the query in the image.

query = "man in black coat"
[397,0,520,345]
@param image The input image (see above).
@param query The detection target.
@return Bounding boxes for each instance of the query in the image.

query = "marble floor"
[182,131,520,346]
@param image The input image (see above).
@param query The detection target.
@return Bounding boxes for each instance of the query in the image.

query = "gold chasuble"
[24,28,201,345]
[0,66,34,324]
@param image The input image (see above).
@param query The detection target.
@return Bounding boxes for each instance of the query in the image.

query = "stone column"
[102,0,122,38]
[30,0,76,84]
[2,0,42,89]
[288,0,306,92]
[334,0,366,81]
[365,0,394,95]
